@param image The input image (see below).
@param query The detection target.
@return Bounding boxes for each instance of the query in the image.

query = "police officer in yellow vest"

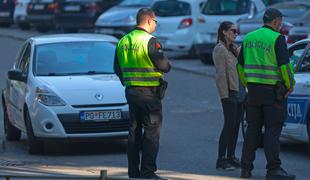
[114,8,171,180]
[237,8,295,179]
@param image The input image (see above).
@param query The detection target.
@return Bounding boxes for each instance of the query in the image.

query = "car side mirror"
[8,69,26,82]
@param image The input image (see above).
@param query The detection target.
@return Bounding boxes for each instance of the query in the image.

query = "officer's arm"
[113,49,125,86]
[148,37,171,73]
[275,35,295,90]
[237,46,247,87]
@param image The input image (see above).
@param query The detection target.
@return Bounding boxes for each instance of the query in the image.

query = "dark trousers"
[125,87,162,178]
[218,91,244,158]
[241,83,287,171]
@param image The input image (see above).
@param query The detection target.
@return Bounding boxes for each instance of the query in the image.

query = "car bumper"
[27,14,54,26]
[28,101,130,139]
[95,25,135,39]
[55,14,95,29]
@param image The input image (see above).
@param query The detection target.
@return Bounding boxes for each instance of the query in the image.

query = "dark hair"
[263,8,282,23]
[217,21,238,57]
[136,8,155,25]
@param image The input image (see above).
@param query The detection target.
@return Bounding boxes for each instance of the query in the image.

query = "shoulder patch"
[156,43,161,49]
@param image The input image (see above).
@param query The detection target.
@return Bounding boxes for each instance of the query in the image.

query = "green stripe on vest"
[243,27,281,85]
[117,29,163,86]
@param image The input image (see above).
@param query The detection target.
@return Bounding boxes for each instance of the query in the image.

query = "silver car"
[236,1,310,44]
[95,0,154,39]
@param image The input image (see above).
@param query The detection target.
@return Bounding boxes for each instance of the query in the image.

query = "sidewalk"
[0,27,216,78]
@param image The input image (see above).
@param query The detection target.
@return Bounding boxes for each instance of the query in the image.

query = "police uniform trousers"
[241,83,287,171]
[125,86,162,178]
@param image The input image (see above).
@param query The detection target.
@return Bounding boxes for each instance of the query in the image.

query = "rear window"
[202,0,250,15]
[34,41,115,76]
[152,0,191,17]
[120,0,153,7]
[263,0,293,6]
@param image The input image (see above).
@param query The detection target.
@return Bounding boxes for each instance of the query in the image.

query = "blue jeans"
[125,87,163,178]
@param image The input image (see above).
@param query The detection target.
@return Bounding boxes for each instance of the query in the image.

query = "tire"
[187,46,198,58]
[36,26,50,33]
[3,102,21,141]
[0,23,11,27]
[24,109,44,154]
[199,54,213,65]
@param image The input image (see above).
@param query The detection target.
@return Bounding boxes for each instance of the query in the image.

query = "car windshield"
[202,0,250,15]
[34,41,115,76]
[120,0,153,7]
[152,0,191,17]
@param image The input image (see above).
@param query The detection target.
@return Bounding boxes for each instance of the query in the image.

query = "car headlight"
[36,87,66,106]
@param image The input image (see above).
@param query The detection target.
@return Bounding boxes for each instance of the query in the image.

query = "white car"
[2,34,129,154]
[195,0,266,64]
[152,0,206,57]
[13,0,31,30]
[282,38,310,145]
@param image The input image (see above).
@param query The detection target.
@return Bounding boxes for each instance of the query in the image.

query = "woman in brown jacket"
[212,21,245,171]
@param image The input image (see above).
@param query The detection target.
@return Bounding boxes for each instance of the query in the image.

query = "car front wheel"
[3,103,21,141]
[24,109,44,154]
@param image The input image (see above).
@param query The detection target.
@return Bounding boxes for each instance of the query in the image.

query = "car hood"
[291,73,310,96]
[36,75,126,105]
[96,6,143,26]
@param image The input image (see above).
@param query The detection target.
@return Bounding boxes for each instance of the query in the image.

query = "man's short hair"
[263,8,283,23]
[136,8,155,25]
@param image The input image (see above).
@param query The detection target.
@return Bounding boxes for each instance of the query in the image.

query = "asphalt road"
[0,34,309,180]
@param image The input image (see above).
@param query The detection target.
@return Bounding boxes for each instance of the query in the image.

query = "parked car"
[95,0,154,38]
[0,0,15,27]
[282,38,310,145]
[1,34,129,154]
[152,0,206,57]
[195,0,266,64]
[287,12,310,45]
[54,0,122,33]
[236,1,310,45]
[27,0,58,32]
[14,0,31,29]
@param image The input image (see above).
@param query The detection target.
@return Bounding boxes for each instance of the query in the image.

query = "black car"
[0,0,15,27]
[27,0,58,32]
[54,0,122,33]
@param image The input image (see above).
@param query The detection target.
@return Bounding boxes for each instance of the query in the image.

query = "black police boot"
[228,156,241,168]
[216,157,235,171]
[241,169,252,178]
[266,168,296,180]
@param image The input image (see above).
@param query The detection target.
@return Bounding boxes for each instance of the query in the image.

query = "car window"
[289,43,307,71]
[202,0,250,15]
[34,41,116,76]
[152,0,191,17]
[299,46,310,72]
[262,0,293,6]
[30,0,53,3]
[15,42,28,69]
[18,43,31,74]
[119,0,153,6]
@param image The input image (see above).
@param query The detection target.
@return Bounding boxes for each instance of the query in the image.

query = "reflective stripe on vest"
[117,30,163,86]
[243,27,281,85]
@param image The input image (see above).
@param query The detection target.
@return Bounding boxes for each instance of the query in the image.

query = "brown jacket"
[212,41,239,99]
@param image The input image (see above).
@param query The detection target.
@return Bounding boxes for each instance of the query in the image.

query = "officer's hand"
[285,88,293,98]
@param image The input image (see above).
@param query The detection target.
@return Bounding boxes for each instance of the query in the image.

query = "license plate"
[80,110,122,121]
[98,28,114,34]
[0,12,10,17]
[34,4,44,10]
[64,5,80,11]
